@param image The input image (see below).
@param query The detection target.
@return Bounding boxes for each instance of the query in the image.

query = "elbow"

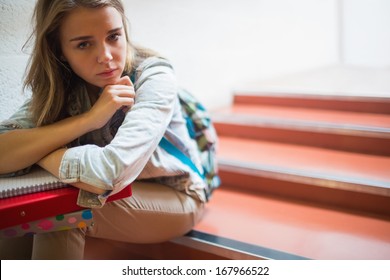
[76,144,147,192]
[101,146,144,188]
[0,164,30,177]
[0,160,18,175]
[0,144,10,174]
[0,167,7,175]
[0,160,6,174]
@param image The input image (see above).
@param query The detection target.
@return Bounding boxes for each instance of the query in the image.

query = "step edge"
[233,92,390,102]
[232,92,390,114]
[218,158,390,197]
[172,235,264,260]
[212,114,390,138]
[172,230,309,260]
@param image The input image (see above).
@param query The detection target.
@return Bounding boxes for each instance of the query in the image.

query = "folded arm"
[0,113,97,174]
[57,58,178,195]
[0,76,134,180]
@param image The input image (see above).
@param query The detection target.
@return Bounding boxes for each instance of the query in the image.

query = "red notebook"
[0,185,132,230]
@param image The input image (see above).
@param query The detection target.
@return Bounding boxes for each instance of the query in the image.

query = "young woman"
[0,0,206,259]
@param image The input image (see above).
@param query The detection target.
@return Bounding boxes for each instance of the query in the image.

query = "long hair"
[24,0,152,126]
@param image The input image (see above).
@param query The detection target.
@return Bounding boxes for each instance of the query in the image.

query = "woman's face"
[60,6,127,91]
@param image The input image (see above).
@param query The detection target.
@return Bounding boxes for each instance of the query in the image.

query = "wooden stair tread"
[232,93,390,114]
[194,188,390,260]
[213,104,390,133]
[217,136,390,195]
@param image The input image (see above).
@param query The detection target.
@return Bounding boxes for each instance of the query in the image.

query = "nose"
[97,44,113,64]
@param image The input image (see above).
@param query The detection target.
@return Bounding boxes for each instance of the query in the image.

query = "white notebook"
[0,166,66,199]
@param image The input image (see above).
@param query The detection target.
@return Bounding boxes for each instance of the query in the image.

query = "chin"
[98,78,120,88]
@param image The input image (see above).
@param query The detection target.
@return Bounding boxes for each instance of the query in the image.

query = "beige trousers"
[0,181,204,260]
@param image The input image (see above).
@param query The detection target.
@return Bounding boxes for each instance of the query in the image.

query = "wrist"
[81,111,100,132]
[38,148,67,178]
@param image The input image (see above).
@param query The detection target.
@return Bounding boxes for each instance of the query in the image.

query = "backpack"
[159,89,221,201]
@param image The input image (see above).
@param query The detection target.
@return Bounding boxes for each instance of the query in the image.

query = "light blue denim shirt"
[0,57,206,207]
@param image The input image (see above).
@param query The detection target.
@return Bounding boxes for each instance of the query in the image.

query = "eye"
[77,41,91,49]
[108,32,121,42]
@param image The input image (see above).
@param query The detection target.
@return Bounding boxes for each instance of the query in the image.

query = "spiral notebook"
[0,180,132,234]
[0,166,66,199]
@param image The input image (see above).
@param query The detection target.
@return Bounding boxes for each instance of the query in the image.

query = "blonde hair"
[24,0,153,126]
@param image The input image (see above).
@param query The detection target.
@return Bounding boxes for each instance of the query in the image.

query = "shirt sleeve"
[0,99,35,177]
[59,57,178,196]
[0,99,34,133]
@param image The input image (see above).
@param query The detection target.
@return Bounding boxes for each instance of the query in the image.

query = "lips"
[97,68,118,77]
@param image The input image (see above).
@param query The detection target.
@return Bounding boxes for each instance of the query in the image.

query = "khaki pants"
[0,181,204,260]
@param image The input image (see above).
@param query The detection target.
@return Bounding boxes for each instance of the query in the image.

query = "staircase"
[85,91,390,260]
[183,92,390,260]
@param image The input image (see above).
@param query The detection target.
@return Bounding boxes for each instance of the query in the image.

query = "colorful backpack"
[160,89,221,201]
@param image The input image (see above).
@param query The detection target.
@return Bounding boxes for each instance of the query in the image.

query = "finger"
[110,86,135,98]
[113,92,134,104]
[115,97,134,113]
[117,75,133,86]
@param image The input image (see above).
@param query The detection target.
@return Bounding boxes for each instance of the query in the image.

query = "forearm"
[0,112,96,174]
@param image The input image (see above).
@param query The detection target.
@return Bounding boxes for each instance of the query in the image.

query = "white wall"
[0,0,35,121]
[124,0,339,109]
[342,0,390,67]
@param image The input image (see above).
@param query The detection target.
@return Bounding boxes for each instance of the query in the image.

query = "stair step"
[212,104,390,155]
[173,230,307,260]
[192,188,390,259]
[217,136,390,216]
[233,93,390,114]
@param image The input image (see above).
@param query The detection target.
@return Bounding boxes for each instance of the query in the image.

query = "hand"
[86,76,135,130]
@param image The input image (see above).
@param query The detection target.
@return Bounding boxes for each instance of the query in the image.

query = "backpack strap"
[159,137,205,180]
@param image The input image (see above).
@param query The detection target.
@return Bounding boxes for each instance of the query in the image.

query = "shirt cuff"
[59,146,84,183]
[59,146,111,208]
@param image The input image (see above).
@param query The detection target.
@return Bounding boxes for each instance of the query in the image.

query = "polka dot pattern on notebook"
[1,209,93,238]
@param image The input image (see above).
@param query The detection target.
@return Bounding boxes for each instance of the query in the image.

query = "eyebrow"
[69,27,123,42]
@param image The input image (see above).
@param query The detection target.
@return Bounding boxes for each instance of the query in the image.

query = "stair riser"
[85,237,229,260]
[234,94,390,114]
[219,168,390,218]
[215,123,390,156]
